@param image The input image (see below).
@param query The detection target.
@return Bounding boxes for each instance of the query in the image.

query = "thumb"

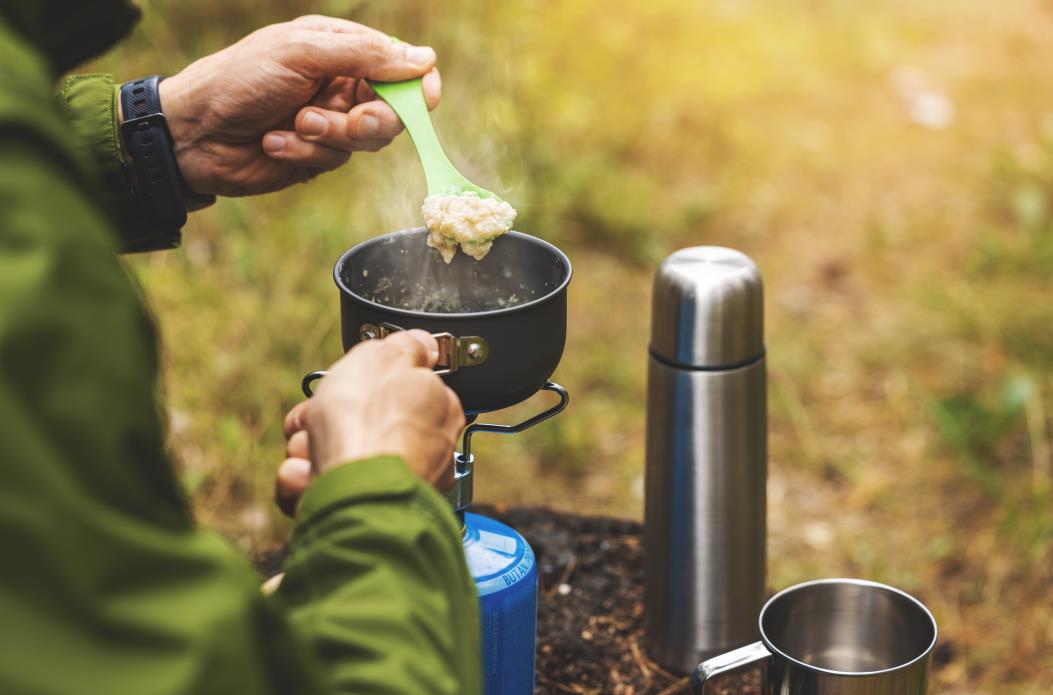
[287,29,436,81]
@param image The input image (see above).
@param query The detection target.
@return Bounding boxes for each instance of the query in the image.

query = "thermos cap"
[650,246,764,368]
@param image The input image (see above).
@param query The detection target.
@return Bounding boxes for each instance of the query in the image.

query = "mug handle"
[692,641,771,694]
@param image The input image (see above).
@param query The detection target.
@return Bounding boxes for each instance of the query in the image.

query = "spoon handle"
[370,78,462,196]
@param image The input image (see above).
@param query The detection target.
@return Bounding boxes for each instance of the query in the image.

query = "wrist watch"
[119,75,215,236]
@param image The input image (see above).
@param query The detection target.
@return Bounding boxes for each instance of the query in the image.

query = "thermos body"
[644,356,767,671]
[643,247,768,674]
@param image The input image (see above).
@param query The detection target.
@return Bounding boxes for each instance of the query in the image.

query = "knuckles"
[291,14,329,27]
[283,29,321,59]
[355,32,392,61]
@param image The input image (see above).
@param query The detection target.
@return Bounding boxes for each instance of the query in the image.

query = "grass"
[87,0,1053,691]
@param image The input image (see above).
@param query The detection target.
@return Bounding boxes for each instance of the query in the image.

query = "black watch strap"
[121,75,165,121]
[120,76,215,240]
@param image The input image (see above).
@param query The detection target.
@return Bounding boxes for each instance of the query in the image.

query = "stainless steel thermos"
[643,246,767,674]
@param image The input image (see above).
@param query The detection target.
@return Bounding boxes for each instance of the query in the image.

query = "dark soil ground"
[259,506,760,694]
[479,505,760,695]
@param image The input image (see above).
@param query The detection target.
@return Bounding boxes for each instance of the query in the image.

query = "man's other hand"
[276,330,465,517]
[155,15,441,197]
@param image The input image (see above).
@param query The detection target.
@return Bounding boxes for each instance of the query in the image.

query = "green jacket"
[0,2,482,693]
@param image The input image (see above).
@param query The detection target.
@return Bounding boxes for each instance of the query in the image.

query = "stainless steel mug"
[694,578,938,695]
[644,247,767,673]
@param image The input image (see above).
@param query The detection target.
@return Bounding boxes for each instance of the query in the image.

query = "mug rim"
[332,228,573,319]
[758,577,938,678]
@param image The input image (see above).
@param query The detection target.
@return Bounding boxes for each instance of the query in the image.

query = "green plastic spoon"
[370,78,503,200]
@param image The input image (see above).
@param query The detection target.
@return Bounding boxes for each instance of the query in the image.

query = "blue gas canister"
[463,511,538,695]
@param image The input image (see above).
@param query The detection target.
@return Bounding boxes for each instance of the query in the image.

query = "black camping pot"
[312,227,572,415]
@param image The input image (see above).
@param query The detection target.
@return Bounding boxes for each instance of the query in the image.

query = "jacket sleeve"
[0,111,481,694]
[58,72,181,252]
[278,458,483,695]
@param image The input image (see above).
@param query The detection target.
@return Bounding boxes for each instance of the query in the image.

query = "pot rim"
[332,227,573,319]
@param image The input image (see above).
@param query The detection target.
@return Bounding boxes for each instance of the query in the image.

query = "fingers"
[353,79,377,107]
[444,386,466,438]
[294,103,402,151]
[284,28,436,82]
[262,132,351,170]
[297,67,441,153]
[289,15,373,34]
[433,458,457,492]
[287,430,310,460]
[417,388,460,493]
[437,388,464,492]
[283,400,310,438]
[422,68,442,111]
[313,77,358,113]
[275,457,312,518]
[286,17,439,104]
[342,329,439,370]
[388,329,440,367]
[425,386,464,493]
[354,67,441,111]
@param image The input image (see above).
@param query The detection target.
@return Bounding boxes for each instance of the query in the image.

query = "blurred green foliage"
[930,375,1033,495]
[86,0,1053,691]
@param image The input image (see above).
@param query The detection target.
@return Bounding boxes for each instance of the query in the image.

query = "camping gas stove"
[450,384,568,695]
[305,228,573,695]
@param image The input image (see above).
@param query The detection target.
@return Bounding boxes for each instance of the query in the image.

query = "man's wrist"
[111,72,213,209]
[115,82,204,202]
[156,74,207,198]
[118,76,193,232]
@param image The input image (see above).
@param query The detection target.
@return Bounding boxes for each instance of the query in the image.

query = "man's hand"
[276,330,465,517]
[154,15,441,197]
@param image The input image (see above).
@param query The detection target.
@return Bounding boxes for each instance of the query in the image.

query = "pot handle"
[301,319,491,396]
[692,641,771,694]
[359,322,489,375]
[302,371,328,398]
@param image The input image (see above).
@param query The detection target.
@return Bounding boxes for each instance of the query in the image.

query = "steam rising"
[352,69,527,311]
[345,231,559,314]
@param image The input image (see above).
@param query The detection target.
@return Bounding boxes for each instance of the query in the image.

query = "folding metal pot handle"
[692,641,771,694]
[302,371,328,398]
[358,322,489,376]
[302,321,491,397]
